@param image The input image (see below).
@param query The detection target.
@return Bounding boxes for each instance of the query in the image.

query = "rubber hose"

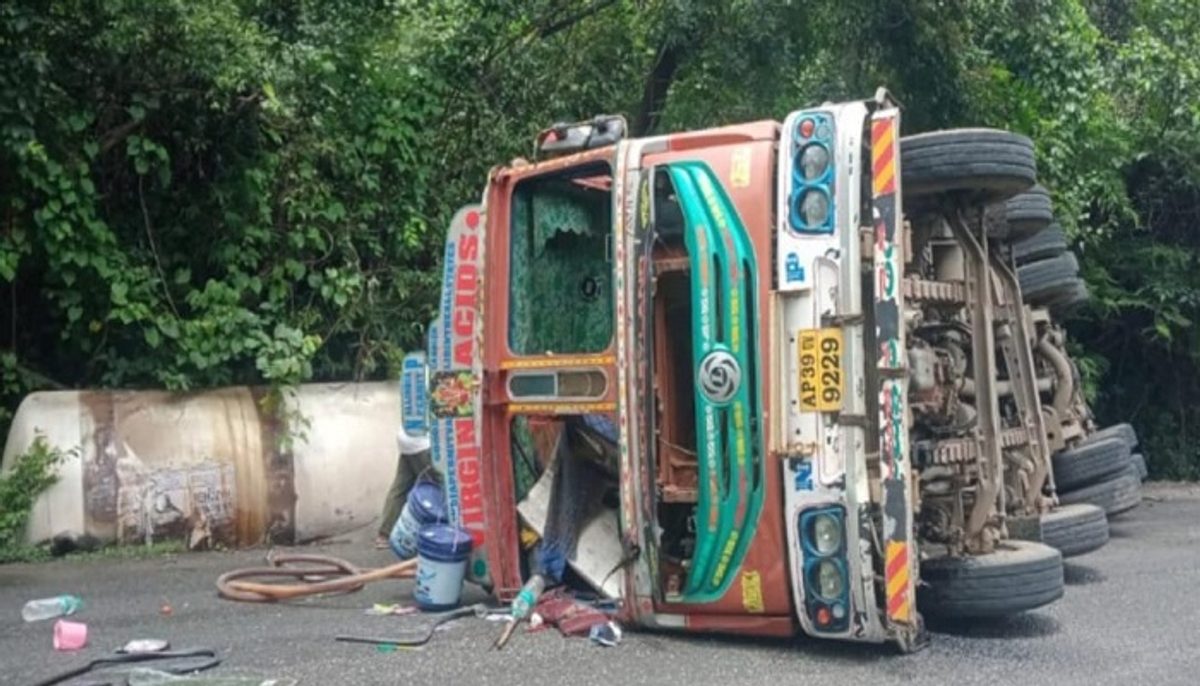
[216,553,417,603]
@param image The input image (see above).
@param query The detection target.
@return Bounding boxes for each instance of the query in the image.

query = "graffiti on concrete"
[115,449,236,548]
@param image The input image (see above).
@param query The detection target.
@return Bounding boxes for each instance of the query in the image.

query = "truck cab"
[403,90,1091,651]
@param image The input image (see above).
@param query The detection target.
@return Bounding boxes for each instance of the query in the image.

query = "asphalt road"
[4,482,1200,686]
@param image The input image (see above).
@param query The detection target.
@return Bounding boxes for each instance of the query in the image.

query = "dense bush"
[1,0,1197,477]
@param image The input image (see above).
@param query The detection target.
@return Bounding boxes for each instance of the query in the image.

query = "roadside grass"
[1,540,188,565]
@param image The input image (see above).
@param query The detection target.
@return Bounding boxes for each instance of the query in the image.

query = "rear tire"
[1133,453,1148,481]
[1019,252,1080,305]
[1087,423,1138,449]
[1000,184,1054,242]
[1057,470,1142,516]
[1014,223,1067,266]
[900,129,1037,204]
[1048,278,1090,317]
[1052,435,1131,491]
[917,540,1064,619]
[1040,504,1109,558]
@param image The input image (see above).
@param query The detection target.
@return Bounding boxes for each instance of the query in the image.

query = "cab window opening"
[507,163,615,355]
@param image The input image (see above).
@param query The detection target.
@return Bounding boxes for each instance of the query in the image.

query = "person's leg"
[396,448,434,499]
[377,457,408,545]
[412,448,434,480]
[378,448,437,545]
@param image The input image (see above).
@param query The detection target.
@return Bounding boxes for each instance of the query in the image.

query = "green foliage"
[0,435,65,561]
[1,0,443,406]
[68,540,186,563]
[0,0,1198,478]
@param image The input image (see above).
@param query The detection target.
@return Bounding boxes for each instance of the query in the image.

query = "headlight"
[812,514,842,554]
[799,190,830,227]
[798,144,830,180]
[816,560,845,598]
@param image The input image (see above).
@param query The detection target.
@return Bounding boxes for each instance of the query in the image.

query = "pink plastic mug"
[53,619,88,651]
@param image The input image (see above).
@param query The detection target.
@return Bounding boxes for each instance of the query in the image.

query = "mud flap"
[663,161,765,602]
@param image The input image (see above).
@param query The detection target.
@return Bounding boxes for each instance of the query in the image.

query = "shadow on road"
[1063,561,1107,586]
[925,612,1061,640]
[1106,521,1138,538]
[634,628,903,663]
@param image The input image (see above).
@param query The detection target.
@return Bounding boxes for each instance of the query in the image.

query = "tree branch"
[480,0,620,74]
[536,0,618,41]
[99,91,262,156]
[100,118,143,155]
[9,358,68,391]
[632,43,682,137]
[139,176,181,320]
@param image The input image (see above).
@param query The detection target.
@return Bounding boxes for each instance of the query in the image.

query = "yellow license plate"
[798,328,845,412]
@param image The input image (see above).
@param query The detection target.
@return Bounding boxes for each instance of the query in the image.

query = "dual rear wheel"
[900,127,1091,620]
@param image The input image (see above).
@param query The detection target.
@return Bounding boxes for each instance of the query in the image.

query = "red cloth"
[531,590,610,637]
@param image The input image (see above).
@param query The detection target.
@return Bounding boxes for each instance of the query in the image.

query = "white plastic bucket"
[413,524,473,611]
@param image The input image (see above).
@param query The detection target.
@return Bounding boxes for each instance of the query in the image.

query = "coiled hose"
[216,552,417,603]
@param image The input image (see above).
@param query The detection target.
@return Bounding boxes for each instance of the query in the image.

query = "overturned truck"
[401,89,1142,651]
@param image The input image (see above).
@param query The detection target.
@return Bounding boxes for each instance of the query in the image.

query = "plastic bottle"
[510,574,546,620]
[21,595,83,622]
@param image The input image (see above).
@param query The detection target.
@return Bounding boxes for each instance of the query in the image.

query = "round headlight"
[812,514,842,555]
[799,190,830,227]
[798,144,830,180]
[816,559,845,599]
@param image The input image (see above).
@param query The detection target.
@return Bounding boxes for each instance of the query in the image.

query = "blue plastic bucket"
[388,481,447,561]
[413,524,474,611]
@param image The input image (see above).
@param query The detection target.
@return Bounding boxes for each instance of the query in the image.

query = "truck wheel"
[980,185,1053,241]
[1048,278,1090,317]
[1040,504,1109,558]
[1052,435,1130,491]
[1087,422,1138,449]
[1133,453,1148,481]
[1019,252,1080,305]
[1013,223,1067,266]
[917,540,1064,619]
[900,129,1037,204]
[1001,184,1054,242]
[1057,469,1142,516]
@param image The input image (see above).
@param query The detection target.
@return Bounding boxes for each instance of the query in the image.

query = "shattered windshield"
[507,168,614,355]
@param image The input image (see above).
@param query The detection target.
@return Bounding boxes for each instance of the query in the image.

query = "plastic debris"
[121,639,171,654]
[35,647,222,686]
[337,604,486,649]
[588,621,622,647]
[22,595,83,622]
[474,606,512,623]
[127,668,297,686]
[364,603,418,616]
[510,574,545,620]
[493,574,547,650]
[375,643,423,653]
[53,619,89,651]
